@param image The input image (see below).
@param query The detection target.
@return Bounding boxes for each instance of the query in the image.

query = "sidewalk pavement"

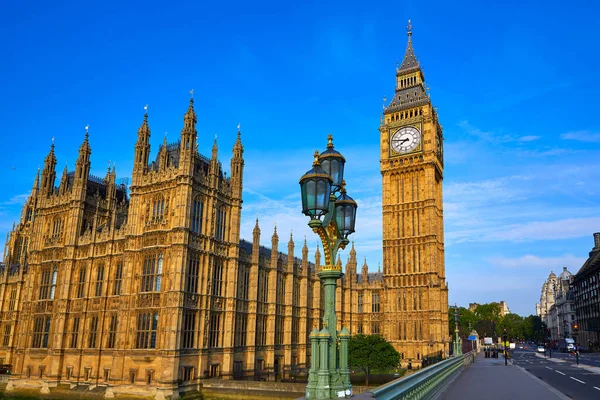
[437,351,568,400]
[535,352,600,373]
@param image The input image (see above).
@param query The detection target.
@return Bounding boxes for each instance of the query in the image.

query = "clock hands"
[392,138,410,145]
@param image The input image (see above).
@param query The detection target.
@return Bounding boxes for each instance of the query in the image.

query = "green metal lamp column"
[300,136,357,400]
[453,305,462,356]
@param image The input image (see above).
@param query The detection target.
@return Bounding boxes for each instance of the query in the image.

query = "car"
[537,346,545,353]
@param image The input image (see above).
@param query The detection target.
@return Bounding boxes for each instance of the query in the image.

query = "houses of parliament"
[0,24,448,398]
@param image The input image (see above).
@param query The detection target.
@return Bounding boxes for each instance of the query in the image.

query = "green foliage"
[449,303,546,342]
[348,334,400,386]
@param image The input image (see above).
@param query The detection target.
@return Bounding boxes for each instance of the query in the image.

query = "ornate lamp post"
[300,135,357,400]
[452,304,462,356]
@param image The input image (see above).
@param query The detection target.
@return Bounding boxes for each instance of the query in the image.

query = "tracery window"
[181,311,196,349]
[52,217,63,238]
[95,264,105,297]
[186,256,199,293]
[358,292,363,313]
[39,268,58,300]
[8,288,17,311]
[372,292,380,313]
[215,207,227,241]
[107,315,118,348]
[32,316,51,348]
[141,254,163,292]
[88,315,99,348]
[136,312,158,349]
[3,324,11,346]
[211,258,223,297]
[191,197,203,234]
[77,267,86,298]
[70,317,80,348]
[208,313,221,348]
[152,196,165,221]
[113,262,123,295]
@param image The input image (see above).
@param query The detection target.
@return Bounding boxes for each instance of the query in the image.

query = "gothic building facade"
[0,23,448,398]
[0,99,387,397]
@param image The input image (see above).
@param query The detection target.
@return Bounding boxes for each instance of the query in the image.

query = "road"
[541,348,600,368]
[512,348,600,399]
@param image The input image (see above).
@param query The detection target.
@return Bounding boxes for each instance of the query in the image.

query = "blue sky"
[1,0,599,316]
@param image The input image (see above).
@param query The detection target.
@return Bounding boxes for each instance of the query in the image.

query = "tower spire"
[398,19,419,73]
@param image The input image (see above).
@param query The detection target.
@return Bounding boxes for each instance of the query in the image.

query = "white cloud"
[517,135,541,142]
[486,254,586,270]
[0,194,28,206]
[561,131,600,143]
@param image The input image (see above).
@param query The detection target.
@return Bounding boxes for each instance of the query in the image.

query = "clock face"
[391,126,421,154]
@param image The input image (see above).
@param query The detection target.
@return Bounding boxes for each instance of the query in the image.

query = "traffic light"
[573,323,579,332]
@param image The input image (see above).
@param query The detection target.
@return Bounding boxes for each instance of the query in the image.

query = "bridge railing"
[353,350,476,400]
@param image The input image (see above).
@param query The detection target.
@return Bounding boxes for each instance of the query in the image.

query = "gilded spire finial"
[407,19,412,37]
[327,133,334,148]
[190,89,194,99]
[144,104,148,115]
[312,150,320,166]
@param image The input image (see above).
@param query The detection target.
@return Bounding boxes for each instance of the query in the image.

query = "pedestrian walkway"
[438,351,568,400]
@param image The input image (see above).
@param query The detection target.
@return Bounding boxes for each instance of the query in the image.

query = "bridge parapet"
[353,350,477,400]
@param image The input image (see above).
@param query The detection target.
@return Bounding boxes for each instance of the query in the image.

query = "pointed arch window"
[77,267,87,298]
[215,207,227,241]
[191,197,203,234]
[136,312,159,348]
[141,253,163,292]
[39,267,58,300]
[152,196,165,222]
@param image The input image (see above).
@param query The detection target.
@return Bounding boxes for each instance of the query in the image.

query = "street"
[537,348,600,368]
[512,348,600,399]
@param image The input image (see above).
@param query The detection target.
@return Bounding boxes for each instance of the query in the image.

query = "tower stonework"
[380,22,449,365]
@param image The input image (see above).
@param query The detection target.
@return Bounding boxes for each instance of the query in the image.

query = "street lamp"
[301,134,357,400]
[502,328,508,366]
[452,305,462,356]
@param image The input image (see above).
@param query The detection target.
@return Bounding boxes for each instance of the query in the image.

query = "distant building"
[468,301,510,316]
[571,233,600,350]
[542,267,576,341]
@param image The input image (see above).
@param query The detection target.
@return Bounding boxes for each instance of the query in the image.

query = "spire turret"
[315,244,321,272]
[75,128,91,184]
[41,140,57,195]
[212,137,218,159]
[134,106,151,177]
[361,258,369,282]
[59,165,69,195]
[302,236,309,260]
[181,94,197,151]
[230,125,244,200]
[32,167,40,191]
[397,19,419,74]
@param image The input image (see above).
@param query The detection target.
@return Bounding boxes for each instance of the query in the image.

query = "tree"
[348,334,400,386]
[448,307,476,338]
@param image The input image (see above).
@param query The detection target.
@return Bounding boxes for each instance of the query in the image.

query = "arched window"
[136,312,159,348]
[39,267,58,300]
[215,207,227,241]
[191,197,203,234]
[141,253,163,292]
[50,269,58,299]
[152,196,165,221]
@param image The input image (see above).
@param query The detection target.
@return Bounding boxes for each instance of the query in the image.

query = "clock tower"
[380,21,449,364]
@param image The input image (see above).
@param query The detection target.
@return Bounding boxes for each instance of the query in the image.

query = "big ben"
[380,21,449,365]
